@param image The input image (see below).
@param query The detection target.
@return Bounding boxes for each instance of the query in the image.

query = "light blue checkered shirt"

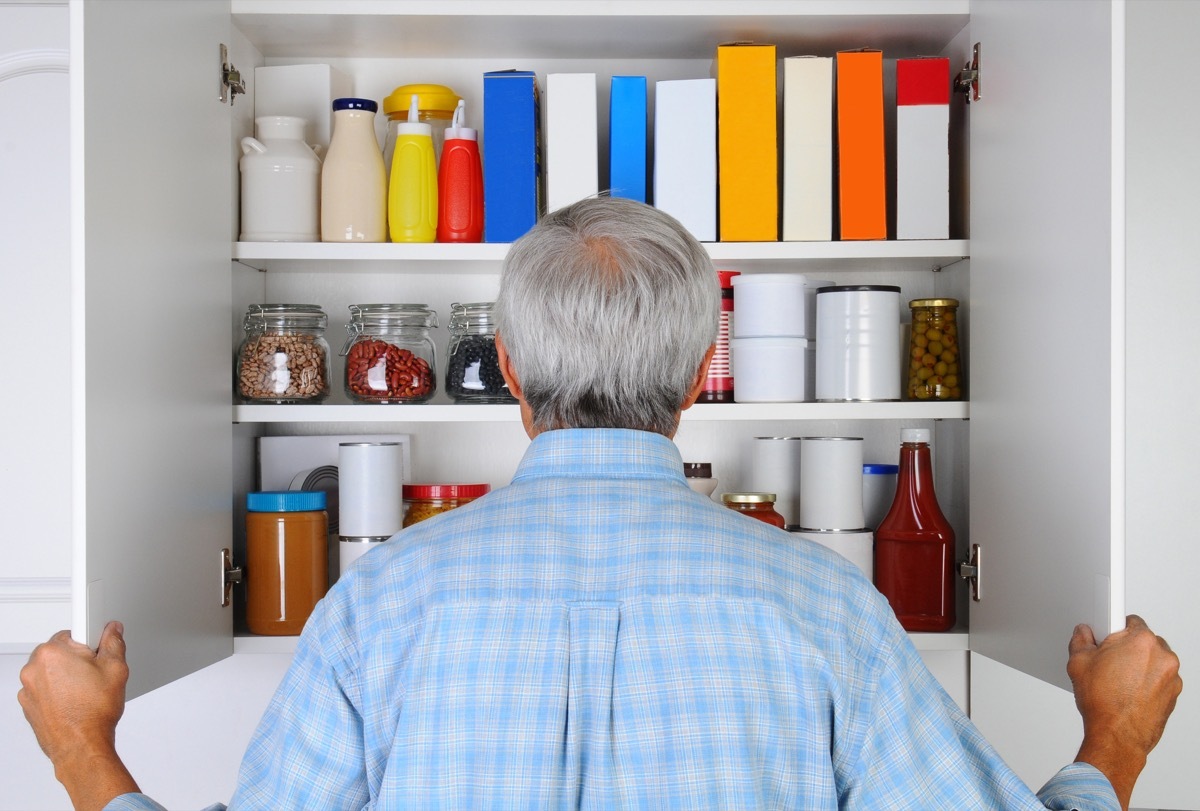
[109,429,1116,810]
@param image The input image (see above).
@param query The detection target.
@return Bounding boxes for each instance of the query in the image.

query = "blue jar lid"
[333,97,378,113]
[862,464,899,475]
[246,490,326,512]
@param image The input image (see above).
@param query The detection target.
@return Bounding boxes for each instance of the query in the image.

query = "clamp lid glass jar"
[445,302,516,403]
[906,298,962,401]
[341,304,438,403]
[237,304,331,403]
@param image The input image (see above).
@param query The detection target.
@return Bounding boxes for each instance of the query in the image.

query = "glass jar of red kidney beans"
[341,304,438,403]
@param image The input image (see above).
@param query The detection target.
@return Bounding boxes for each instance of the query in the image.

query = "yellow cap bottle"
[388,96,438,243]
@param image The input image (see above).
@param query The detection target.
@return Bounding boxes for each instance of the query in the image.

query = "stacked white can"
[728,274,827,401]
[790,436,875,579]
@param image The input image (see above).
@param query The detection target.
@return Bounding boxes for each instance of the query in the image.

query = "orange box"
[715,42,778,242]
[836,49,886,240]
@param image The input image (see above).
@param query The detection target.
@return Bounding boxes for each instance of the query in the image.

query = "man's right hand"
[1068,614,1182,811]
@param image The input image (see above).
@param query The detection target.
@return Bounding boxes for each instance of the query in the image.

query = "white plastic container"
[798,436,866,531]
[239,116,321,242]
[321,98,387,243]
[862,462,899,529]
[338,441,404,573]
[731,273,810,337]
[729,337,812,402]
[815,285,902,401]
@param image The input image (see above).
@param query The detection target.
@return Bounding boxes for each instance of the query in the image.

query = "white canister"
[798,436,866,531]
[815,285,902,401]
[790,529,874,579]
[746,437,804,528]
[239,116,321,242]
[729,337,813,402]
[731,273,810,337]
[338,441,404,573]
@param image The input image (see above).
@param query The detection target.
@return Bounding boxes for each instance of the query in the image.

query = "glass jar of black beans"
[445,302,517,404]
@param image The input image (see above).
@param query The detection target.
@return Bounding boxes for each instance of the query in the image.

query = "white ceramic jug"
[239,116,321,242]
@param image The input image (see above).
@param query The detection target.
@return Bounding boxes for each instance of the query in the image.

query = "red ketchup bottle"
[873,428,956,631]
[436,99,483,242]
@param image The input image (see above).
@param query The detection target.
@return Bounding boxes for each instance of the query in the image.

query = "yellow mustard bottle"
[388,95,438,242]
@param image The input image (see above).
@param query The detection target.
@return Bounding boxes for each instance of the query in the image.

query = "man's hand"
[18,621,140,811]
[1069,614,1182,811]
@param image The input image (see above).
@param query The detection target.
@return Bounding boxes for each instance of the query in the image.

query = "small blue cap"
[333,97,378,113]
[246,490,326,512]
[862,464,899,475]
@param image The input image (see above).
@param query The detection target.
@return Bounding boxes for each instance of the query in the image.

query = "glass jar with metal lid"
[236,304,331,403]
[720,492,787,528]
[906,298,962,401]
[341,304,438,403]
[445,302,517,404]
[403,482,491,527]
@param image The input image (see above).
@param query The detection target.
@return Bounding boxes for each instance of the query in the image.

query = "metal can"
[906,298,962,401]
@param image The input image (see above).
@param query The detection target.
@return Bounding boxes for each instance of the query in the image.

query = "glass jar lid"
[721,492,777,504]
[909,298,960,308]
[242,303,327,332]
[403,483,491,499]
[347,303,439,330]
[448,301,498,335]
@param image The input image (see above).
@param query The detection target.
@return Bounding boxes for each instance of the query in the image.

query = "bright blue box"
[483,70,543,242]
[609,76,648,203]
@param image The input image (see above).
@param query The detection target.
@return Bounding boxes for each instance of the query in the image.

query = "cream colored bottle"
[321,98,386,242]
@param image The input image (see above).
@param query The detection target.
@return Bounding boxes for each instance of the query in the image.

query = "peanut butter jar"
[245,490,329,635]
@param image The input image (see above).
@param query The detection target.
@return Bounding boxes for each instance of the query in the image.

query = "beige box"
[782,56,833,241]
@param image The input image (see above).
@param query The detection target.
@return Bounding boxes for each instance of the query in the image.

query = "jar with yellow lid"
[720,492,787,528]
[383,83,462,171]
[906,298,963,401]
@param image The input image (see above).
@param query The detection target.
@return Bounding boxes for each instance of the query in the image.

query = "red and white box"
[896,57,950,240]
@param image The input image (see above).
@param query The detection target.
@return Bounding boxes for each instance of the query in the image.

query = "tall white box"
[782,56,833,241]
[546,72,599,212]
[896,57,950,239]
[654,78,717,242]
[253,64,353,150]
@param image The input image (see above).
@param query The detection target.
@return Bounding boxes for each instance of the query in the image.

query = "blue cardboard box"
[483,70,543,242]
[609,76,648,203]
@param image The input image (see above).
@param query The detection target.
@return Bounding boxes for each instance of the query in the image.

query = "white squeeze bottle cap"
[444,100,477,142]
[396,95,432,137]
[901,428,931,444]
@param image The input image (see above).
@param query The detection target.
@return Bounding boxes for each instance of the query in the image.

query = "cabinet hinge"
[220,547,243,607]
[953,42,981,103]
[219,43,246,105]
[958,543,981,602]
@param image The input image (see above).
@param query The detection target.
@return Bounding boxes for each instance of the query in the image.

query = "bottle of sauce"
[697,270,739,402]
[437,100,484,243]
[873,428,956,631]
[321,98,387,242]
[388,96,438,243]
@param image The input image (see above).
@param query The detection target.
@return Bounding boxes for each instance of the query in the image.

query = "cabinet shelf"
[232,401,968,424]
[232,1,970,60]
[234,239,969,274]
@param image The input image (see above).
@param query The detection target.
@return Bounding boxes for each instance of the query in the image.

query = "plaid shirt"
[110,429,1116,810]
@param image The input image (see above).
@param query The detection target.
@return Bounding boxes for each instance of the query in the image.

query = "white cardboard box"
[896,57,950,240]
[253,64,353,150]
[654,78,717,242]
[546,72,599,212]
[782,56,833,241]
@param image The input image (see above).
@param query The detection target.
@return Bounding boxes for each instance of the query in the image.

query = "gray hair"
[494,196,719,436]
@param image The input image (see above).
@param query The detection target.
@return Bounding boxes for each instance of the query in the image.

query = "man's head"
[494,196,719,438]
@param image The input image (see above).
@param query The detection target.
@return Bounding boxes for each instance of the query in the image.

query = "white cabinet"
[35,0,1196,808]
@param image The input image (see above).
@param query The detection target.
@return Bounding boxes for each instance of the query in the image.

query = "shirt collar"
[511,428,686,483]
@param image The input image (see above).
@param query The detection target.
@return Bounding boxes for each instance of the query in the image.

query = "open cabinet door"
[967,0,1122,692]
[71,0,234,697]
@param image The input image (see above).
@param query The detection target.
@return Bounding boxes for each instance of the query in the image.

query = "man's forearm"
[53,744,140,811]
[1075,736,1145,811]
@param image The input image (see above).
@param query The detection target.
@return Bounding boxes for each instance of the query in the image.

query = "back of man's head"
[494,196,719,436]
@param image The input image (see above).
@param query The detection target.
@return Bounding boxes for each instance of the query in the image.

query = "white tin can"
[815,285,902,401]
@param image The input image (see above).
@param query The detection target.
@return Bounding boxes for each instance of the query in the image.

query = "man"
[20,197,1181,810]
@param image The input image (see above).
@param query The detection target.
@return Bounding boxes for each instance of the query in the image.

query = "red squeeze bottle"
[437,100,484,242]
[873,428,956,631]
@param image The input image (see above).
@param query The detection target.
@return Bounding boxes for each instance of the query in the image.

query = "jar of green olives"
[906,298,962,401]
